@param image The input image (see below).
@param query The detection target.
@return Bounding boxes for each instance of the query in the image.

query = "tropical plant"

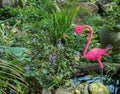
[44,2,82,45]
[0,59,28,94]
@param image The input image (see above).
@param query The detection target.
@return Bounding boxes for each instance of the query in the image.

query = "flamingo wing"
[84,48,109,60]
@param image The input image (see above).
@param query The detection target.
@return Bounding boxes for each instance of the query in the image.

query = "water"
[70,75,120,94]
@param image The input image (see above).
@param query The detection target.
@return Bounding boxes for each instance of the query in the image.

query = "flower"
[49,54,56,61]
[25,65,31,74]
[32,38,36,43]
[49,54,57,66]
[57,40,62,48]
[76,51,81,57]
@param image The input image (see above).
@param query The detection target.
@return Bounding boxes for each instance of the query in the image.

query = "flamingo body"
[83,48,109,60]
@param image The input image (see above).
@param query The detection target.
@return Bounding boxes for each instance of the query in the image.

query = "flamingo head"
[74,26,85,34]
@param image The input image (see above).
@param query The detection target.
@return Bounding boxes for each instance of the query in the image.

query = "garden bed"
[0,0,119,93]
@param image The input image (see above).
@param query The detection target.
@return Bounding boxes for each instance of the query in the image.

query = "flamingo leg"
[97,59,103,69]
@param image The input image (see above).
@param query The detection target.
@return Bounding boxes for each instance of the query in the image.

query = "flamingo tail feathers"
[105,44,113,51]
[98,59,103,69]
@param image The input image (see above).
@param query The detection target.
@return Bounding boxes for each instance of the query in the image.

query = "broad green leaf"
[6,47,26,57]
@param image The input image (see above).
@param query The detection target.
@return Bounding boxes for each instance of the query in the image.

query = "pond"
[70,75,120,94]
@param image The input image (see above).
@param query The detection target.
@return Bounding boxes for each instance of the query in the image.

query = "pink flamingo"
[74,25,111,69]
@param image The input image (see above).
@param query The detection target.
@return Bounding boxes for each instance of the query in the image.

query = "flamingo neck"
[83,25,93,55]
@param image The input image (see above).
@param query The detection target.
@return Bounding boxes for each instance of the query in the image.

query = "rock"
[57,2,98,14]
[68,83,89,94]
[56,0,89,3]
[99,25,120,54]
[0,0,15,7]
[56,1,98,24]
[98,0,111,4]
[55,87,70,94]
[89,82,110,94]
[75,83,89,94]
[0,0,27,7]
[42,88,52,94]
[67,82,110,94]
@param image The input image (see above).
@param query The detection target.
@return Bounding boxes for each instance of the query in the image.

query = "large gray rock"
[99,25,120,54]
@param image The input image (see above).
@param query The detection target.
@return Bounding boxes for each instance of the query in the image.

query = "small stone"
[42,88,52,94]
[75,90,80,94]
[76,83,89,94]
[55,87,70,94]
[0,0,26,7]
[89,82,110,94]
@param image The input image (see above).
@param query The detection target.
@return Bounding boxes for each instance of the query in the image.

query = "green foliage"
[0,0,83,93]
[110,53,120,63]
[0,0,118,93]
[0,59,28,93]
[47,5,81,45]
[104,0,120,30]
[0,6,18,20]
[105,63,117,78]
[82,14,104,27]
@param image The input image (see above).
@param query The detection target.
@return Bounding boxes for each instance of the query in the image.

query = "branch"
[71,63,120,79]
